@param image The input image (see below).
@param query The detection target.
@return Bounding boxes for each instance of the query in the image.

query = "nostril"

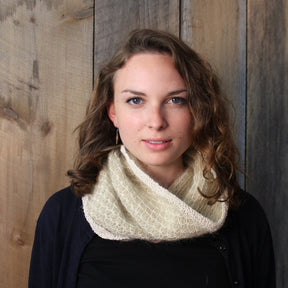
[145,109,167,130]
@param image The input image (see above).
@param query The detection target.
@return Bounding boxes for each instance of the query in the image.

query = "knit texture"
[82,146,228,241]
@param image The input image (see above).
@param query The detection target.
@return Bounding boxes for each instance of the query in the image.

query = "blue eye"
[169,97,187,104]
[127,97,142,105]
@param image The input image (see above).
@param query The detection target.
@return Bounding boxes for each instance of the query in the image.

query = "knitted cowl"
[82,146,228,241]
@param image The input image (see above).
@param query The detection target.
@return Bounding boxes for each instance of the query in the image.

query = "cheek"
[175,117,193,142]
[173,114,193,130]
[117,116,143,142]
[118,113,144,130]
[184,113,194,129]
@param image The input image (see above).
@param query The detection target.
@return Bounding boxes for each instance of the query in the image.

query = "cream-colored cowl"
[82,146,228,241]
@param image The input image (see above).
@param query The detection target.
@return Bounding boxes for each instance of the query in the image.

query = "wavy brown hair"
[67,29,241,205]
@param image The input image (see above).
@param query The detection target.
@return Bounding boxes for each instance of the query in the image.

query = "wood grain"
[247,0,288,286]
[181,0,247,186]
[93,0,180,74]
[0,0,93,286]
[1,1,287,287]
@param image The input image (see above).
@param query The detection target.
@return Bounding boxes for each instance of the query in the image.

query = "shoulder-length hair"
[68,29,241,205]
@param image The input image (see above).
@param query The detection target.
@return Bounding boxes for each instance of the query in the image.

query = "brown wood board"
[247,1,288,286]
[0,0,287,287]
[0,0,93,286]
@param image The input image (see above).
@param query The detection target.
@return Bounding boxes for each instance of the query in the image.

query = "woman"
[29,29,275,287]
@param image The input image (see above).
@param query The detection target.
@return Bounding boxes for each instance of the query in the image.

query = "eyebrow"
[167,89,187,96]
[121,89,146,96]
[121,89,187,96]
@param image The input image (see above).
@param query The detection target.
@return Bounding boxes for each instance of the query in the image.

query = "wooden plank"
[94,0,180,73]
[0,0,93,286]
[247,0,288,287]
[181,0,247,187]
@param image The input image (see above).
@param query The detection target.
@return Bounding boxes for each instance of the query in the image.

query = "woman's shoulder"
[37,186,81,232]
[228,190,272,237]
[233,191,268,219]
[44,186,78,205]
[42,186,78,211]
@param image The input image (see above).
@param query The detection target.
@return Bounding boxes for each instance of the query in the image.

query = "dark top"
[77,236,230,288]
[29,187,276,288]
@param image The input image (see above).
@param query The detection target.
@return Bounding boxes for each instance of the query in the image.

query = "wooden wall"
[0,0,93,285]
[247,1,288,287]
[0,0,287,287]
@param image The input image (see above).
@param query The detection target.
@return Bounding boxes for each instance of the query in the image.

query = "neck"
[139,162,185,189]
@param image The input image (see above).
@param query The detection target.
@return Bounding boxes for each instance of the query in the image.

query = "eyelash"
[126,96,187,106]
[127,97,143,105]
[168,97,187,105]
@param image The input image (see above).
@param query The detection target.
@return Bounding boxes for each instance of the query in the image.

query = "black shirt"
[29,187,276,288]
[77,236,230,288]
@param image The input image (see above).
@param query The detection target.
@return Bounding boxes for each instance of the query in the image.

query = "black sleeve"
[28,189,69,288]
[29,213,54,287]
[234,192,276,287]
[245,194,276,287]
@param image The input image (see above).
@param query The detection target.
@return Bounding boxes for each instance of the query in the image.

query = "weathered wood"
[93,0,180,74]
[181,0,247,186]
[247,0,288,286]
[1,1,287,287]
[0,0,93,286]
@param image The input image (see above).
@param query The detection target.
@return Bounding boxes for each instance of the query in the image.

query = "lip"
[142,138,172,151]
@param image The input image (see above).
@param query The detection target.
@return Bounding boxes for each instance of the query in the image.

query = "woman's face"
[108,53,193,178]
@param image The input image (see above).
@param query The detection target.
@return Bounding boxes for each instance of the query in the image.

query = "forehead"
[122,52,173,69]
[113,53,184,89]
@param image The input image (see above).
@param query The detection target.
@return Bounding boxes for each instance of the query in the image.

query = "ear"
[107,102,119,128]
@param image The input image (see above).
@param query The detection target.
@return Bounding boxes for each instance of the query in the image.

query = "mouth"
[143,139,171,144]
[142,139,172,151]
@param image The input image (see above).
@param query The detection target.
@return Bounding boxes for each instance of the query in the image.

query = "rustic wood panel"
[0,0,93,286]
[181,0,247,186]
[247,0,288,286]
[93,0,180,74]
[1,0,287,287]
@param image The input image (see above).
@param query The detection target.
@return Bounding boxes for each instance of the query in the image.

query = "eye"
[127,97,143,105]
[168,97,187,105]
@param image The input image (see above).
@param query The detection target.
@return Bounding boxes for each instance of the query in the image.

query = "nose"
[146,106,168,130]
